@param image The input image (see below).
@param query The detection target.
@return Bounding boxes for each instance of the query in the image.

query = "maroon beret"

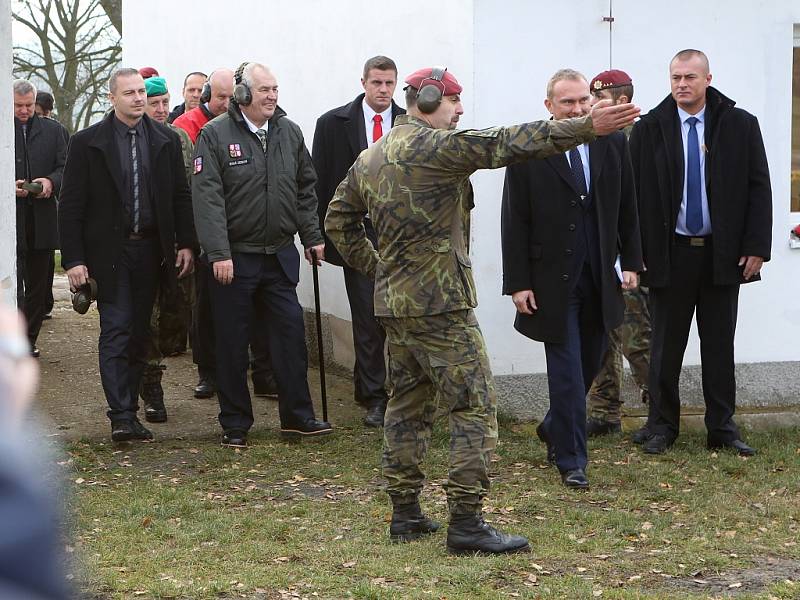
[404,67,463,96]
[590,69,632,92]
[138,66,160,79]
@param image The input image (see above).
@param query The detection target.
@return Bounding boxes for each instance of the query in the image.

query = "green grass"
[63,423,800,599]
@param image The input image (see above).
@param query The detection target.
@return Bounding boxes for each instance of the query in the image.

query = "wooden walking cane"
[310,248,328,422]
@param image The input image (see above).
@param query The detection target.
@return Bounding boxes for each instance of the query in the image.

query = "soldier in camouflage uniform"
[585,70,653,442]
[139,76,196,422]
[325,66,639,554]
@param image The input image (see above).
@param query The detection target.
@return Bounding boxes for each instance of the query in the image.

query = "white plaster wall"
[472,0,800,374]
[1,0,15,305]
[124,0,800,376]
[122,0,475,321]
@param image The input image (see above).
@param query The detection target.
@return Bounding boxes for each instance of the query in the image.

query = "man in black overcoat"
[630,50,772,456]
[502,69,642,489]
[13,79,67,356]
[59,68,195,442]
[312,55,405,427]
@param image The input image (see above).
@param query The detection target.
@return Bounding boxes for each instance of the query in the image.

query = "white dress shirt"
[362,99,392,148]
[675,105,711,236]
[241,111,268,135]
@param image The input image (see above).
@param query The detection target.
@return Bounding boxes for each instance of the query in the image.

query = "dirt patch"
[664,555,800,595]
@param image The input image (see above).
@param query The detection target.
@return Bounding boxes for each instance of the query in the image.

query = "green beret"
[145,76,168,97]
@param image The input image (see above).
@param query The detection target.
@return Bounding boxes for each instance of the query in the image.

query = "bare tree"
[99,0,121,35]
[12,0,121,133]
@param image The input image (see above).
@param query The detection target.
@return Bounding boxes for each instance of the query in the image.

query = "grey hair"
[546,68,587,99]
[241,62,270,89]
[108,67,140,93]
[13,79,37,97]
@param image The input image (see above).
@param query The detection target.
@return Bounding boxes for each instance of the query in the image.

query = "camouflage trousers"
[142,271,195,384]
[587,286,651,422]
[379,309,498,515]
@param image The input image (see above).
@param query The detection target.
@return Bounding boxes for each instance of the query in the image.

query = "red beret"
[590,69,632,92]
[138,66,160,79]
[404,67,463,96]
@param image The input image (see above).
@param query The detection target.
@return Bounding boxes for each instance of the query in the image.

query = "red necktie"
[372,114,383,143]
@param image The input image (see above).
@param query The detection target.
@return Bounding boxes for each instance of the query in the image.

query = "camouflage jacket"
[169,123,194,182]
[325,114,597,317]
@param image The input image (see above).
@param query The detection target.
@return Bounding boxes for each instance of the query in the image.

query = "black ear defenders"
[199,81,211,104]
[233,62,252,106]
[416,66,447,114]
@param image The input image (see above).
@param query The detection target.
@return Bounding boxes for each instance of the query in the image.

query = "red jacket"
[172,106,212,143]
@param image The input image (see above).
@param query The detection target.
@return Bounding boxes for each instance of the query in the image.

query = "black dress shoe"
[708,439,756,457]
[586,417,622,438]
[194,377,216,399]
[631,425,653,445]
[280,419,333,439]
[536,422,556,464]
[561,468,589,489]
[363,400,387,428]
[111,419,153,442]
[446,514,530,555]
[131,419,154,440]
[30,347,40,358]
[221,430,248,448]
[389,502,441,543]
[42,313,52,321]
[642,433,674,455]
[111,420,134,442]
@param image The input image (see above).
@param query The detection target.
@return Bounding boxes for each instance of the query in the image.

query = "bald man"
[173,69,234,143]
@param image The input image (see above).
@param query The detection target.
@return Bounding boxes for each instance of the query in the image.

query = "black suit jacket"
[312,93,405,266]
[502,132,643,344]
[629,87,772,287]
[58,113,195,302]
[14,114,68,250]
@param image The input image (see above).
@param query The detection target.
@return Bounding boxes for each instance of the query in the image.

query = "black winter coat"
[58,113,195,302]
[14,114,68,250]
[502,132,642,344]
[312,93,404,266]
[629,87,772,287]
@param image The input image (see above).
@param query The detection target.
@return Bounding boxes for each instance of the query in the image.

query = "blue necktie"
[569,147,588,200]
[685,116,703,234]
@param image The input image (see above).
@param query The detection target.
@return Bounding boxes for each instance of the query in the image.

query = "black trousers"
[648,241,740,443]
[191,258,215,376]
[45,251,55,314]
[193,256,275,385]
[343,265,388,406]
[541,265,606,473]
[18,205,52,347]
[97,238,160,422]
[209,248,316,433]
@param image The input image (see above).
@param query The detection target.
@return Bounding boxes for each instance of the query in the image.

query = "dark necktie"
[685,116,703,234]
[256,129,267,154]
[568,146,588,200]
[128,129,140,233]
[372,114,383,143]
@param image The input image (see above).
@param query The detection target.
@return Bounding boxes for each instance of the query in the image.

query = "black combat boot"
[389,499,441,543]
[446,513,530,555]
[141,364,167,423]
[363,399,387,428]
[586,417,622,438]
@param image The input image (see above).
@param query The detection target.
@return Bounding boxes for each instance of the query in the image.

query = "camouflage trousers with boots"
[379,310,497,516]
[587,286,651,433]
